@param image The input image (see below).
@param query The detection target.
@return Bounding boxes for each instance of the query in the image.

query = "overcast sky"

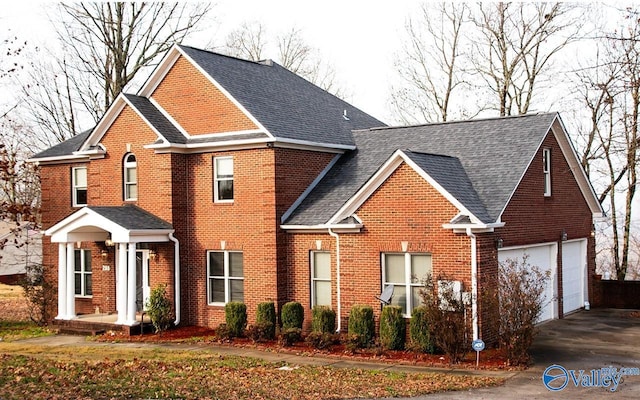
[2,0,423,123]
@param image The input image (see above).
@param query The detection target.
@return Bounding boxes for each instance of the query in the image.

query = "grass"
[0,343,504,399]
[0,283,23,299]
[0,321,53,342]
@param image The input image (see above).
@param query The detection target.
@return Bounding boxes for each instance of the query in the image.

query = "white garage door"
[498,243,557,322]
[562,239,587,314]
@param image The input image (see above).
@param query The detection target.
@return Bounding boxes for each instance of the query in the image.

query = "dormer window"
[543,148,551,197]
[124,153,137,201]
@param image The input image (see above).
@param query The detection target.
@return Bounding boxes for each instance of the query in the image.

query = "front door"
[136,250,151,311]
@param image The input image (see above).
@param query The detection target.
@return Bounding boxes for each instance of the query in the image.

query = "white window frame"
[207,250,244,305]
[381,253,432,316]
[543,148,551,197]
[124,153,137,201]
[74,249,92,298]
[72,167,88,207]
[213,156,234,203]
[310,251,332,308]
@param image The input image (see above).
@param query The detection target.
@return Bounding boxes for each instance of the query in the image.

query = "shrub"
[245,322,272,343]
[281,301,304,330]
[483,256,550,365]
[347,305,375,348]
[278,327,302,346]
[215,323,233,341]
[224,302,247,338]
[419,274,469,364]
[343,333,363,353]
[256,302,276,340]
[305,331,338,350]
[379,305,405,350]
[145,284,173,333]
[409,306,434,353]
[19,263,56,326]
[311,306,336,333]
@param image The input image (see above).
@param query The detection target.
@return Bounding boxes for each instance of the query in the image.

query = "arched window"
[124,153,137,201]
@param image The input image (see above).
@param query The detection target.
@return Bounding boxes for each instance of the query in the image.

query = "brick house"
[30,44,602,339]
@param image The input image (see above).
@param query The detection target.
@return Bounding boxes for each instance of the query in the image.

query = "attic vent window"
[343,110,350,121]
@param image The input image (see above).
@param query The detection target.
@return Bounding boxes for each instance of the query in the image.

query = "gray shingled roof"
[178,45,385,146]
[31,129,92,159]
[124,94,187,144]
[88,205,173,230]
[284,113,558,226]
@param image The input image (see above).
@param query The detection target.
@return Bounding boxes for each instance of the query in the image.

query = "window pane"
[74,273,81,295]
[390,285,406,311]
[126,183,138,199]
[74,168,87,186]
[313,252,331,279]
[126,167,137,183]
[74,250,82,271]
[84,250,92,272]
[411,286,423,311]
[218,180,234,200]
[126,154,136,163]
[384,254,405,283]
[216,158,233,177]
[314,281,331,306]
[229,252,243,277]
[230,279,244,302]
[210,278,224,303]
[76,189,87,205]
[209,252,224,276]
[85,274,92,296]
[411,255,431,283]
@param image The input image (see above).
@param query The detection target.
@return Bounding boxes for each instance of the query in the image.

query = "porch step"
[52,317,152,336]
[57,326,106,336]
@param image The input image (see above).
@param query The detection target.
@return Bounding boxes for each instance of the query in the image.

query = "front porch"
[53,313,152,336]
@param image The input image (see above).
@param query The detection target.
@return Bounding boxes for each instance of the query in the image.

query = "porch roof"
[45,205,174,244]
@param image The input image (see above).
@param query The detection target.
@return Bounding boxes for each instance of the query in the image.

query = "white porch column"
[115,243,128,324]
[65,242,76,319]
[56,243,67,320]
[125,242,137,325]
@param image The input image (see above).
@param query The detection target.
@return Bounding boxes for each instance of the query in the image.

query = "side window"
[382,253,432,316]
[213,156,234,202]
[207,250,244,304]
[543,148,551,197]
[124,153,137,201]
[74,249,92,297]
[72,167,87,207]
[311,252,331,307]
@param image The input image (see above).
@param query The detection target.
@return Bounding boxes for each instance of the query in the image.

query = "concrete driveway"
[387,308,640,400]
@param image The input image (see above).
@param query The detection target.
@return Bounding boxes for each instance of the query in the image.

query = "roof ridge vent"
[259,59,273,66]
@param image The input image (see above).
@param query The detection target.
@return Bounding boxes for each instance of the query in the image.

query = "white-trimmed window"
[543,148,551,197]
[382,253,432,316]
[74,249,92,297]
[214,156,234,202]
[72,167,87,207]
[207,250,244,304]
[124,153,137,201]
[311,252,331,307]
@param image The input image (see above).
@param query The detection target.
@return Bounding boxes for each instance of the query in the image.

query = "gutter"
[328,228,342,333]
[168,232,181,326]
[466,228,479,341]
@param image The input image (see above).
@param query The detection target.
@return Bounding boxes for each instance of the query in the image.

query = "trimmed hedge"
[380,305,405,350]
[311,306,336,333]
[347,305,375,348]
[281,301,304,330]
[256,301,276,340]
[409,306,434,353]
[224,301,247,338]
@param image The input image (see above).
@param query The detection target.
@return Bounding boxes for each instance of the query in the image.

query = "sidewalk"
[17,334,514,379]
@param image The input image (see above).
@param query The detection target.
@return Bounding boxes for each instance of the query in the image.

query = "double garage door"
[498,239,587,323]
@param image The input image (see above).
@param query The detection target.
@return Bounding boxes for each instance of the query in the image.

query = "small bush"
[343,333,363,353]
[305,331,338,350]
[311,306,336,333]
[409,306,434,353]
[224,302,247,338]
[256,302,276,340]
[19,263,56,326]
[347,305,375,348]
[278,327,302,347]
[215,323,233,341]
[281,301,304,330]
[245,322,273,343]
[379,305,405,350]
[145,284,173,333]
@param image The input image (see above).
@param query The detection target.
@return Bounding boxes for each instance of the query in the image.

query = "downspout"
[466,228,479,340]
[328,228,342,333]
[169,232,181,326]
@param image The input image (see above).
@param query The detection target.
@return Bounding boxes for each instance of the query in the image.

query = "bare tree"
[391,2,469,124]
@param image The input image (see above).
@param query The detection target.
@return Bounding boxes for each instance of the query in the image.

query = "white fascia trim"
[181,129,267,140]
[273,137,356,152]
[280,224,363,234]
[137,45,182,99]
[123,96,172,144]
[328,149,482,225]
[148,97,189,140]
[79,95,127,152]
[442,222,505,234]
[27,154,90,165]
[170,46,274,140]
[145,138,273,154]
[281,154,342,224]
